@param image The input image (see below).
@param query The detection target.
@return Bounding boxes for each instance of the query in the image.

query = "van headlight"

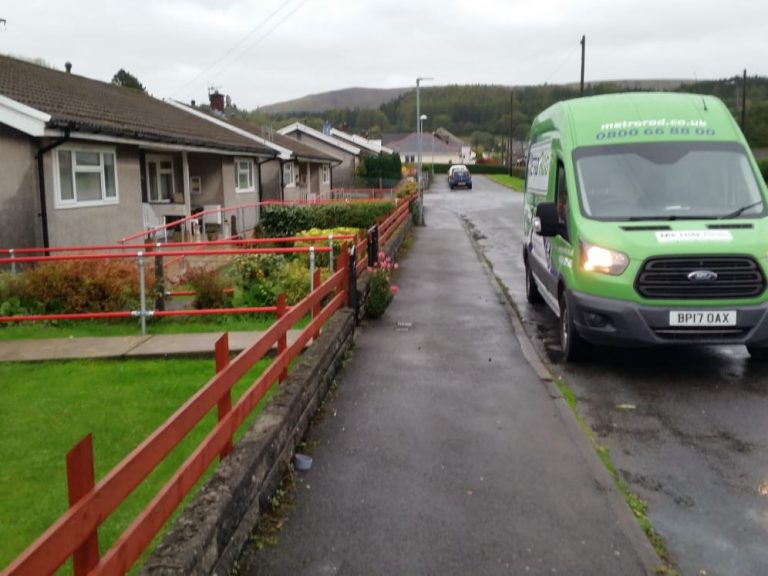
[580,241,629,275]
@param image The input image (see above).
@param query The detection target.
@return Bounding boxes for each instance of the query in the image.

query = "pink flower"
[390,285,399,294]
[367,267,373,273]
[394,263,399,270]
[378,251,386,260]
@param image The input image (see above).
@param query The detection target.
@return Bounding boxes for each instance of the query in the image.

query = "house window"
[283,162,295,187]
[322,164,330,184]
[55,147,118,207]
[235,158,255,193]
[146,155,175,203]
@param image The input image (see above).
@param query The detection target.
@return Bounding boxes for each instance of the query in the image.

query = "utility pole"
[580,35,586,96]
[741,69,747,131]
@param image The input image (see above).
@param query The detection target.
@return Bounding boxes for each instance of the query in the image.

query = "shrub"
[23,260,152,314]
[273,260,312,305]
[396,180,417,199]
[295,227,361,268]
[260,202,394,238]
[230,254,284,308]
[0,273,33,317]
[179,266,231,310]
[366,251,399,319]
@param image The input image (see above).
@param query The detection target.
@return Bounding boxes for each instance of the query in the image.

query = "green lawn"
[486,174,525,191]
[0,356,274,572]
[0,314,311,341]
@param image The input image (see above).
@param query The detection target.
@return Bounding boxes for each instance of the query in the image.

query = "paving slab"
[0,330,306,362]
[0,335,150,362]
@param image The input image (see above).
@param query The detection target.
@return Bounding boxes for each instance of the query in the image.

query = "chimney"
[191,99,196,107]
[209,91,225,115]
[65,62,72,74]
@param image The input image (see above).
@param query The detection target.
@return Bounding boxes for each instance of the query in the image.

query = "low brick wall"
[140,214,413,576]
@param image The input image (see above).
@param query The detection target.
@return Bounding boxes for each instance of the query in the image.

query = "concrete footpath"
[0,330,304,362]
[239,200,660,574]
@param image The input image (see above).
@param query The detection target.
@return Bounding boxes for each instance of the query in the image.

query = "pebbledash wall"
[140,215,413,576]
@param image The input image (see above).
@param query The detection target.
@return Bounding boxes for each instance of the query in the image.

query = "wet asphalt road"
[448,175,768,576]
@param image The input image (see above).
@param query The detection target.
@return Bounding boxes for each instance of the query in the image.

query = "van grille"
[635,256,766,300]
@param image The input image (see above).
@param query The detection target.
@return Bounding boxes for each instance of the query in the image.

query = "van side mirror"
[535,202,560,237]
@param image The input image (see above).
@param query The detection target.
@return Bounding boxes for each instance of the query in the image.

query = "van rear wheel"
[559,293,586,362]
[525,260,543,304]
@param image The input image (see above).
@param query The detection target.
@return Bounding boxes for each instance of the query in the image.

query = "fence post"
[309,246,316,292]
[215,334,233,460]
[367,226,379,267]
[347,244,357,311]
[276,293,288,382]
[67,435,100,576]
[138,251,147,336]
[9,248,16,274]
[312,269,321,341]
[328,234,334,273]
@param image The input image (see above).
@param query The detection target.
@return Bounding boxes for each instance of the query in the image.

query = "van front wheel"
[747,344,768,361]
[559,293,586,362]
[525,260,543,304]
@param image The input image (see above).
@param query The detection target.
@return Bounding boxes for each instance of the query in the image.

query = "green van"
[523,92,768,360]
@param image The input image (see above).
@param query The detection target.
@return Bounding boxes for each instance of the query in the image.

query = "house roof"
[277,122,361,156]
[329,128,393,155]
[386,132,459,156]
[0,55,275,156]
[230,120,341,164]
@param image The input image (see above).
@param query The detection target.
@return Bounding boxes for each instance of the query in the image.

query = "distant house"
[0,55,276,249]
[171,98,339,202]
[384,131,475,165]
[278,122,362,188]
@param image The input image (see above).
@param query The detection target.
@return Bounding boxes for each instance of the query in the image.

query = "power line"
[173,0,298,99]
[207,0,311,86]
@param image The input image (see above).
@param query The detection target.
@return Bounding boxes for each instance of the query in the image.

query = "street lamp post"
[420,113,427,176]
[416,76,432,225]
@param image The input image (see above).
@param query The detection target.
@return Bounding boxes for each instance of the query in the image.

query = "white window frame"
[321,163,330,185]
[146,154,176,203]
[235,157,256,193]
[53,145,119,209]
[283,162,296,188]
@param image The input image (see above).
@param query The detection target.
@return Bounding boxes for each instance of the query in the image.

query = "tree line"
[250,77,768,148]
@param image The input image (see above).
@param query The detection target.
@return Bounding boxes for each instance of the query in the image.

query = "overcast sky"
[1,0,765,110]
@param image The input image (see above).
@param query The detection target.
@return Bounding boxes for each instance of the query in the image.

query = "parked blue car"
[448,167,472,190]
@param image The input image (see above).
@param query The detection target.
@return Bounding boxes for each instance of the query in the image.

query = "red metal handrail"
[1,249,351,576]
[0,234,357,257]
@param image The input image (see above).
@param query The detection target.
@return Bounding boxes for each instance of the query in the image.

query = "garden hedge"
[259,202,394,238]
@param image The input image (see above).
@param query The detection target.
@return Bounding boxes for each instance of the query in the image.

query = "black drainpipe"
[36,128,71,249]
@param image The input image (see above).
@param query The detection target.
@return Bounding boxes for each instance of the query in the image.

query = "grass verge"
[554,379,679,575]
[486,174,525,191]
[0,356,275,573]
[0,314,310,341]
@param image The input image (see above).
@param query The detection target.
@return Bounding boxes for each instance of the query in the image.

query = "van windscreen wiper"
[719,200,764,219]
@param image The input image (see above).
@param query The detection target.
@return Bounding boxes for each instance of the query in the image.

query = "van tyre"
[525,260,543,304]
[747,345,768,361]
[559,293,586,362]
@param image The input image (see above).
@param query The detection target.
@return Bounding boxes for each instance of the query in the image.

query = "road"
[446,175,768,576]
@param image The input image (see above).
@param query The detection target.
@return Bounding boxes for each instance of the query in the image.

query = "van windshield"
[573,142,766,221]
